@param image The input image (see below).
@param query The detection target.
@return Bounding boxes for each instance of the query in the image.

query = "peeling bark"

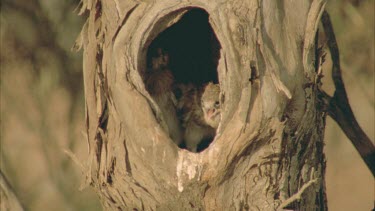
[77,0,328,210]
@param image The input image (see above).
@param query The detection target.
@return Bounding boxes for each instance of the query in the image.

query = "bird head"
[201,82,221,128]
[151,48,169,70]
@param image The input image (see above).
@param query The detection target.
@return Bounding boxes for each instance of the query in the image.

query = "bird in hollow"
[145,48,182,146]
[176,82,221,152]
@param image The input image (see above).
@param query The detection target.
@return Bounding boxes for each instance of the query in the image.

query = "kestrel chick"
[145,48,182,146]
[177,82,221,152]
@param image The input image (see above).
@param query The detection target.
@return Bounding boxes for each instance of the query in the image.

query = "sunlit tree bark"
[77,0,329,210]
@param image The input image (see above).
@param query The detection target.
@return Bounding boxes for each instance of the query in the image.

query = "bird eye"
[214,101,220,108]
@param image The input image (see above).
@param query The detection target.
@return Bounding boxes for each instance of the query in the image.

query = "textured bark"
[76,0,328,210]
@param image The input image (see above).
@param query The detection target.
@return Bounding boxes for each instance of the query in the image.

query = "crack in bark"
[123,139,132,175]
[112,3,139,41]
[220,129,275,184]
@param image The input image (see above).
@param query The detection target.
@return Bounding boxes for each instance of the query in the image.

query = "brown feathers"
[145,48,182,145]
[146,69,174,96]
[145,48,174,96]
[201,82,221,128]
[176,82,221,152]
[145,48,221,152]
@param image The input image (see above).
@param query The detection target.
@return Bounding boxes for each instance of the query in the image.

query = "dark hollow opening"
[146,8,221,152]
[147,8,221,85]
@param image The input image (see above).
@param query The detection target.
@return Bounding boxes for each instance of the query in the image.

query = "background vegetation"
[0,0,373,210]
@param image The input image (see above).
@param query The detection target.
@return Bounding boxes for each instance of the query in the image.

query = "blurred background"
[0,0,373,210]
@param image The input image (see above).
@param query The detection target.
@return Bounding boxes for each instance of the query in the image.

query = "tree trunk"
[76,0,328,210]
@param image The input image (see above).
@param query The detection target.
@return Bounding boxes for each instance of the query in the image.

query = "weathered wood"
[78,0,328,210]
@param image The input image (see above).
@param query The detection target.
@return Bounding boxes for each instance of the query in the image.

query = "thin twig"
[63,149,85,171]
[279,179,318,209]
[320,11,375,176]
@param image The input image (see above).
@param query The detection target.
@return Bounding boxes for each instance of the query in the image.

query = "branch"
[63,149,85,171]
[279,179,318,209]
[0,170,24,211]
[320,11,375,176]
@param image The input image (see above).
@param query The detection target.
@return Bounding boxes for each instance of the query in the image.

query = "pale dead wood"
[77,0,329,210]
[319,11,375,176]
